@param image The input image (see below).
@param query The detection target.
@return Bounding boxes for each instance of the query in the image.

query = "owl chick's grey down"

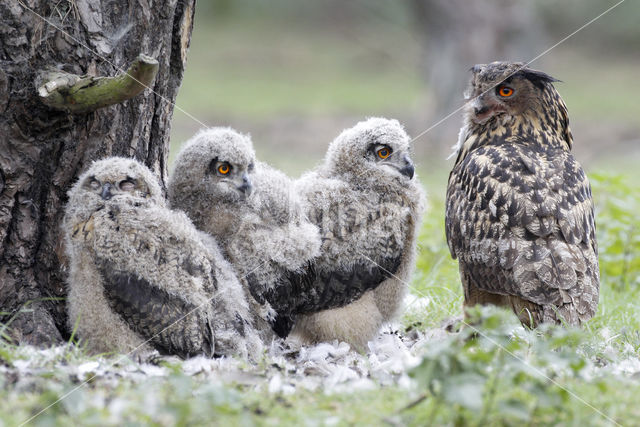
[63,157,262,358]
[167,128,322,340]
[292,117,425,350]
[446,61,599,326]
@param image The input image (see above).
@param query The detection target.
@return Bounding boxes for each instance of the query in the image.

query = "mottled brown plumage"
[446,62,599,326]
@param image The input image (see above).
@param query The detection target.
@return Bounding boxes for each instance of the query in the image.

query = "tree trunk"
[409,0,545,141]
[0,0,196,346]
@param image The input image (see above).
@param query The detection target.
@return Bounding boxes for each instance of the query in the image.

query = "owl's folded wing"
[249,251,402,338]
[446,145,598,312]
[98,266,216,358]
[288,255,403,313]
[88,203,219,358]
[260,174,410,337]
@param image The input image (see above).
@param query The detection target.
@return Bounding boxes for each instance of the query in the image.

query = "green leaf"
[497,399,531,421]
[442,373,487,411]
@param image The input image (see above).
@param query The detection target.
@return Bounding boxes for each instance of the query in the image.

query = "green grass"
[175,17,425,120]
[2,171,640,425]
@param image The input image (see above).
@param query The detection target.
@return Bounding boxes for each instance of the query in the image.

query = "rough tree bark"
[0,0,196,345]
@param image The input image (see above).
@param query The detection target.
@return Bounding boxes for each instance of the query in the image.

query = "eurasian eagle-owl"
[445,61,599,326]
[292,117,425,349]
[167,128,322,340]
[168,124,425,351]
[63,157,262,358]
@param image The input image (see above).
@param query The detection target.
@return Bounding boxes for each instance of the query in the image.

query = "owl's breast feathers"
[446,139,599,319]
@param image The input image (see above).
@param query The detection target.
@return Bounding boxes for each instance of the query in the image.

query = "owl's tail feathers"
[541,286,599,326]
[542,253,599,326]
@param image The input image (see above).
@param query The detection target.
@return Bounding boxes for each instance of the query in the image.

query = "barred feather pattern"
[71,201,258,358]
[446,62,599,326]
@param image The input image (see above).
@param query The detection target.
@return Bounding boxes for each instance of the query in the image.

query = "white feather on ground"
[5,302,638,398]
[2,323,445,396]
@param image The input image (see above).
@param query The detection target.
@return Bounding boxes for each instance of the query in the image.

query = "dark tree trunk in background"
[0,0,196,345]
[410,0,544,141]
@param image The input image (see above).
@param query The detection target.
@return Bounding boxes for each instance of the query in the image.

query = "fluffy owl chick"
[292,117,425,350]
[167,128,322,339]
[63,157,262,359]
[446,62,599,326]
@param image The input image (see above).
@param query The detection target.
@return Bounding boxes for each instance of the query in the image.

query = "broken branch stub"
[37,54,159,114]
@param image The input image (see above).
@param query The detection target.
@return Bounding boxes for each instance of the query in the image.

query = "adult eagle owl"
[446,61,599,326]
[63,157,262,358]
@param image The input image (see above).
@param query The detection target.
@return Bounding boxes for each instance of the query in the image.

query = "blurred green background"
[169,0,640,190]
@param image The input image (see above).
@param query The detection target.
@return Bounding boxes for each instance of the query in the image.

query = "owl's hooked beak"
[471,96,490,123]
[101,183,114,200]
[474,102,490,117]
[236,173,253,196]
[399,160,415,179]
[395,155,415,179]
[384,155,415,180]
[470,95,507,124]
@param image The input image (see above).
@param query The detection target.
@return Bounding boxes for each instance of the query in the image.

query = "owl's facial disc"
[468,62,559,125]
[369,144,415,180]
[469,82,518,124]
[85,175,149,201]
[208,158,253,198]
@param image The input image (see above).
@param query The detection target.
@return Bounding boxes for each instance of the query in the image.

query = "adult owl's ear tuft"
[517,68,561,90]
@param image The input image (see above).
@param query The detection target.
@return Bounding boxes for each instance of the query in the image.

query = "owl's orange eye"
[217,164,231,175]
[377,146,392,159]
[497,86,514,97]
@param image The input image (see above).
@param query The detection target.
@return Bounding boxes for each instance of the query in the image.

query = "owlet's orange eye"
[498,86,514,97]
[377,146,392,159]
[218,164,231,175]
